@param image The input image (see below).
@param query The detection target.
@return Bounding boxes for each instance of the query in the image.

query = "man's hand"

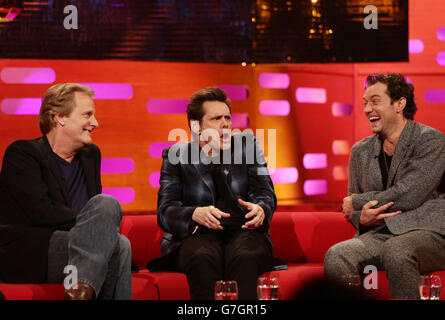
[192,206,230,230]
[360,200,402,227]
[342,194,357,219]
[238,199,265,230]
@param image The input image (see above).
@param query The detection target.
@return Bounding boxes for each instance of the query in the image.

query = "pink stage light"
[269,167,298,184]
[333,166,348,181]
[332,140,350,155]
[295,87,327,104]
[303,179,327,196]
[80,83,133,100]
[437,27,445,41]
[303,153,327,169]
[231,113,249,128]
[331,102,353,116]
[146,98,188,114]
[1,98,41,115]
[149,171,161,188]
[216,85,248,100]
[149,142,176,158]
[425,90,445,103]
[436,52,445,66]
[0,67,55,84]
[258,73,290,89]
[102,187,135,204]
[259,100,290,116]
[101,158,135,174]
[408,39,424,54]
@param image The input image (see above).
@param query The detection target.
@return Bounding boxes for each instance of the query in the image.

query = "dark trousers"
[177,229,274,300]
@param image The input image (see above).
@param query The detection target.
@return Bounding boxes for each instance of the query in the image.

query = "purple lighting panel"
[332,102,353,116]
[296,87,327,104]
[303,179,327,196]
[80,83,133,100]
[149,171,161,188]
[1,67,55,84]
[424,90,445,103]
[303,153,327,169]
[231,113,249,128]
[216,85,248,100]
[269,167,298,184]
[147,99,188,114]
[101,158,135,174]
[437,28,445,41]
[1,98,41,115]
[259,100,290,116]
[258,73,290,89]
[149,142,176,158]
[102,188,135,204]
[437,52,445,66]
[408,39,424,54]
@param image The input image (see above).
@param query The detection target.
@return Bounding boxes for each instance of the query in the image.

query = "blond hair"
[38,83,94,134]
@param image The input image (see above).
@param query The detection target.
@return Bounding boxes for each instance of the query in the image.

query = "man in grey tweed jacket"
[324,73,445,299]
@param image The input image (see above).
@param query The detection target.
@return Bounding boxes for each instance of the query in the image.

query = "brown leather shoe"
[64,282,95,300]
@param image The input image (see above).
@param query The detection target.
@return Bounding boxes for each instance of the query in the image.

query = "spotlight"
[0,0,23,23]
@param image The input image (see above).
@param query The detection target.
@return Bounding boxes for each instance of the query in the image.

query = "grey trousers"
[47,194,132,300]
[324,225,445,299]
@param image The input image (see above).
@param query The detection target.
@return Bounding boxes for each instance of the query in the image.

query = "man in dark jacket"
[0,83,131,300]
[148,87,277,299]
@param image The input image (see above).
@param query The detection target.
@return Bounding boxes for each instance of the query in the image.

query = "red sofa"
[1,211,443,300]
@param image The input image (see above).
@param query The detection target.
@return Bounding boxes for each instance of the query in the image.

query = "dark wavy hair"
[365,73,417,120]
[186,87,231,128]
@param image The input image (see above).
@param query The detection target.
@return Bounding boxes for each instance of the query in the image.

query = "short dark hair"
[365,73,417,120]
[186,87,232,128]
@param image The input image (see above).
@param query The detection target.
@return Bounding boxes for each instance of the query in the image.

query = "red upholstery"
[0,211,444,300]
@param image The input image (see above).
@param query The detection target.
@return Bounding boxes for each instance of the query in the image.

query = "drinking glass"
[341,274,362,289]
[257,277,280,300]
[419,275,441,300]
[214,280,238,300]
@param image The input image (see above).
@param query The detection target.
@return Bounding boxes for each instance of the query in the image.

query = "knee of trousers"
[84,194,123,223]
[380,239,415,271]
[323,242,358,276]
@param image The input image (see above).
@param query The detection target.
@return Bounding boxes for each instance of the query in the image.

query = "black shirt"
[54,153,89,212]
[378,147,393,188]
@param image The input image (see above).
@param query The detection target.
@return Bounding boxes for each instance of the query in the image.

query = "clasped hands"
[191,199,265,230]
[342,194,402,227]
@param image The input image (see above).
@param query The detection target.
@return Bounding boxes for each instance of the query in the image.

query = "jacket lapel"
[387,120,413,188]
[39,135,70,204]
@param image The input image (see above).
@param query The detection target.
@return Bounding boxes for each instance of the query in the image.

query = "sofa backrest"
[269,211,356,263]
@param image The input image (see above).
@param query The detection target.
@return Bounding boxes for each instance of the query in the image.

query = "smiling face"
[363,82,406,137]
[60,91,99,150]
[197,100,232,152]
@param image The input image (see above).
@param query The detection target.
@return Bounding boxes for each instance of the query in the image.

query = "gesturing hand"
[192,206,230,230]
[360,200,402,227]
[238,199,265,230]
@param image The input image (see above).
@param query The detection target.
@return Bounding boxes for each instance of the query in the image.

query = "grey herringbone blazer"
[348,120,445,236]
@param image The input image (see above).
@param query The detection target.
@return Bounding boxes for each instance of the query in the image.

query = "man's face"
[198,100,232,151]
[363,82,402,136]
[62,91,99,149]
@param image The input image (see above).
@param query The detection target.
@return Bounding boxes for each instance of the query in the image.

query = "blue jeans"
[47,194,132,300]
